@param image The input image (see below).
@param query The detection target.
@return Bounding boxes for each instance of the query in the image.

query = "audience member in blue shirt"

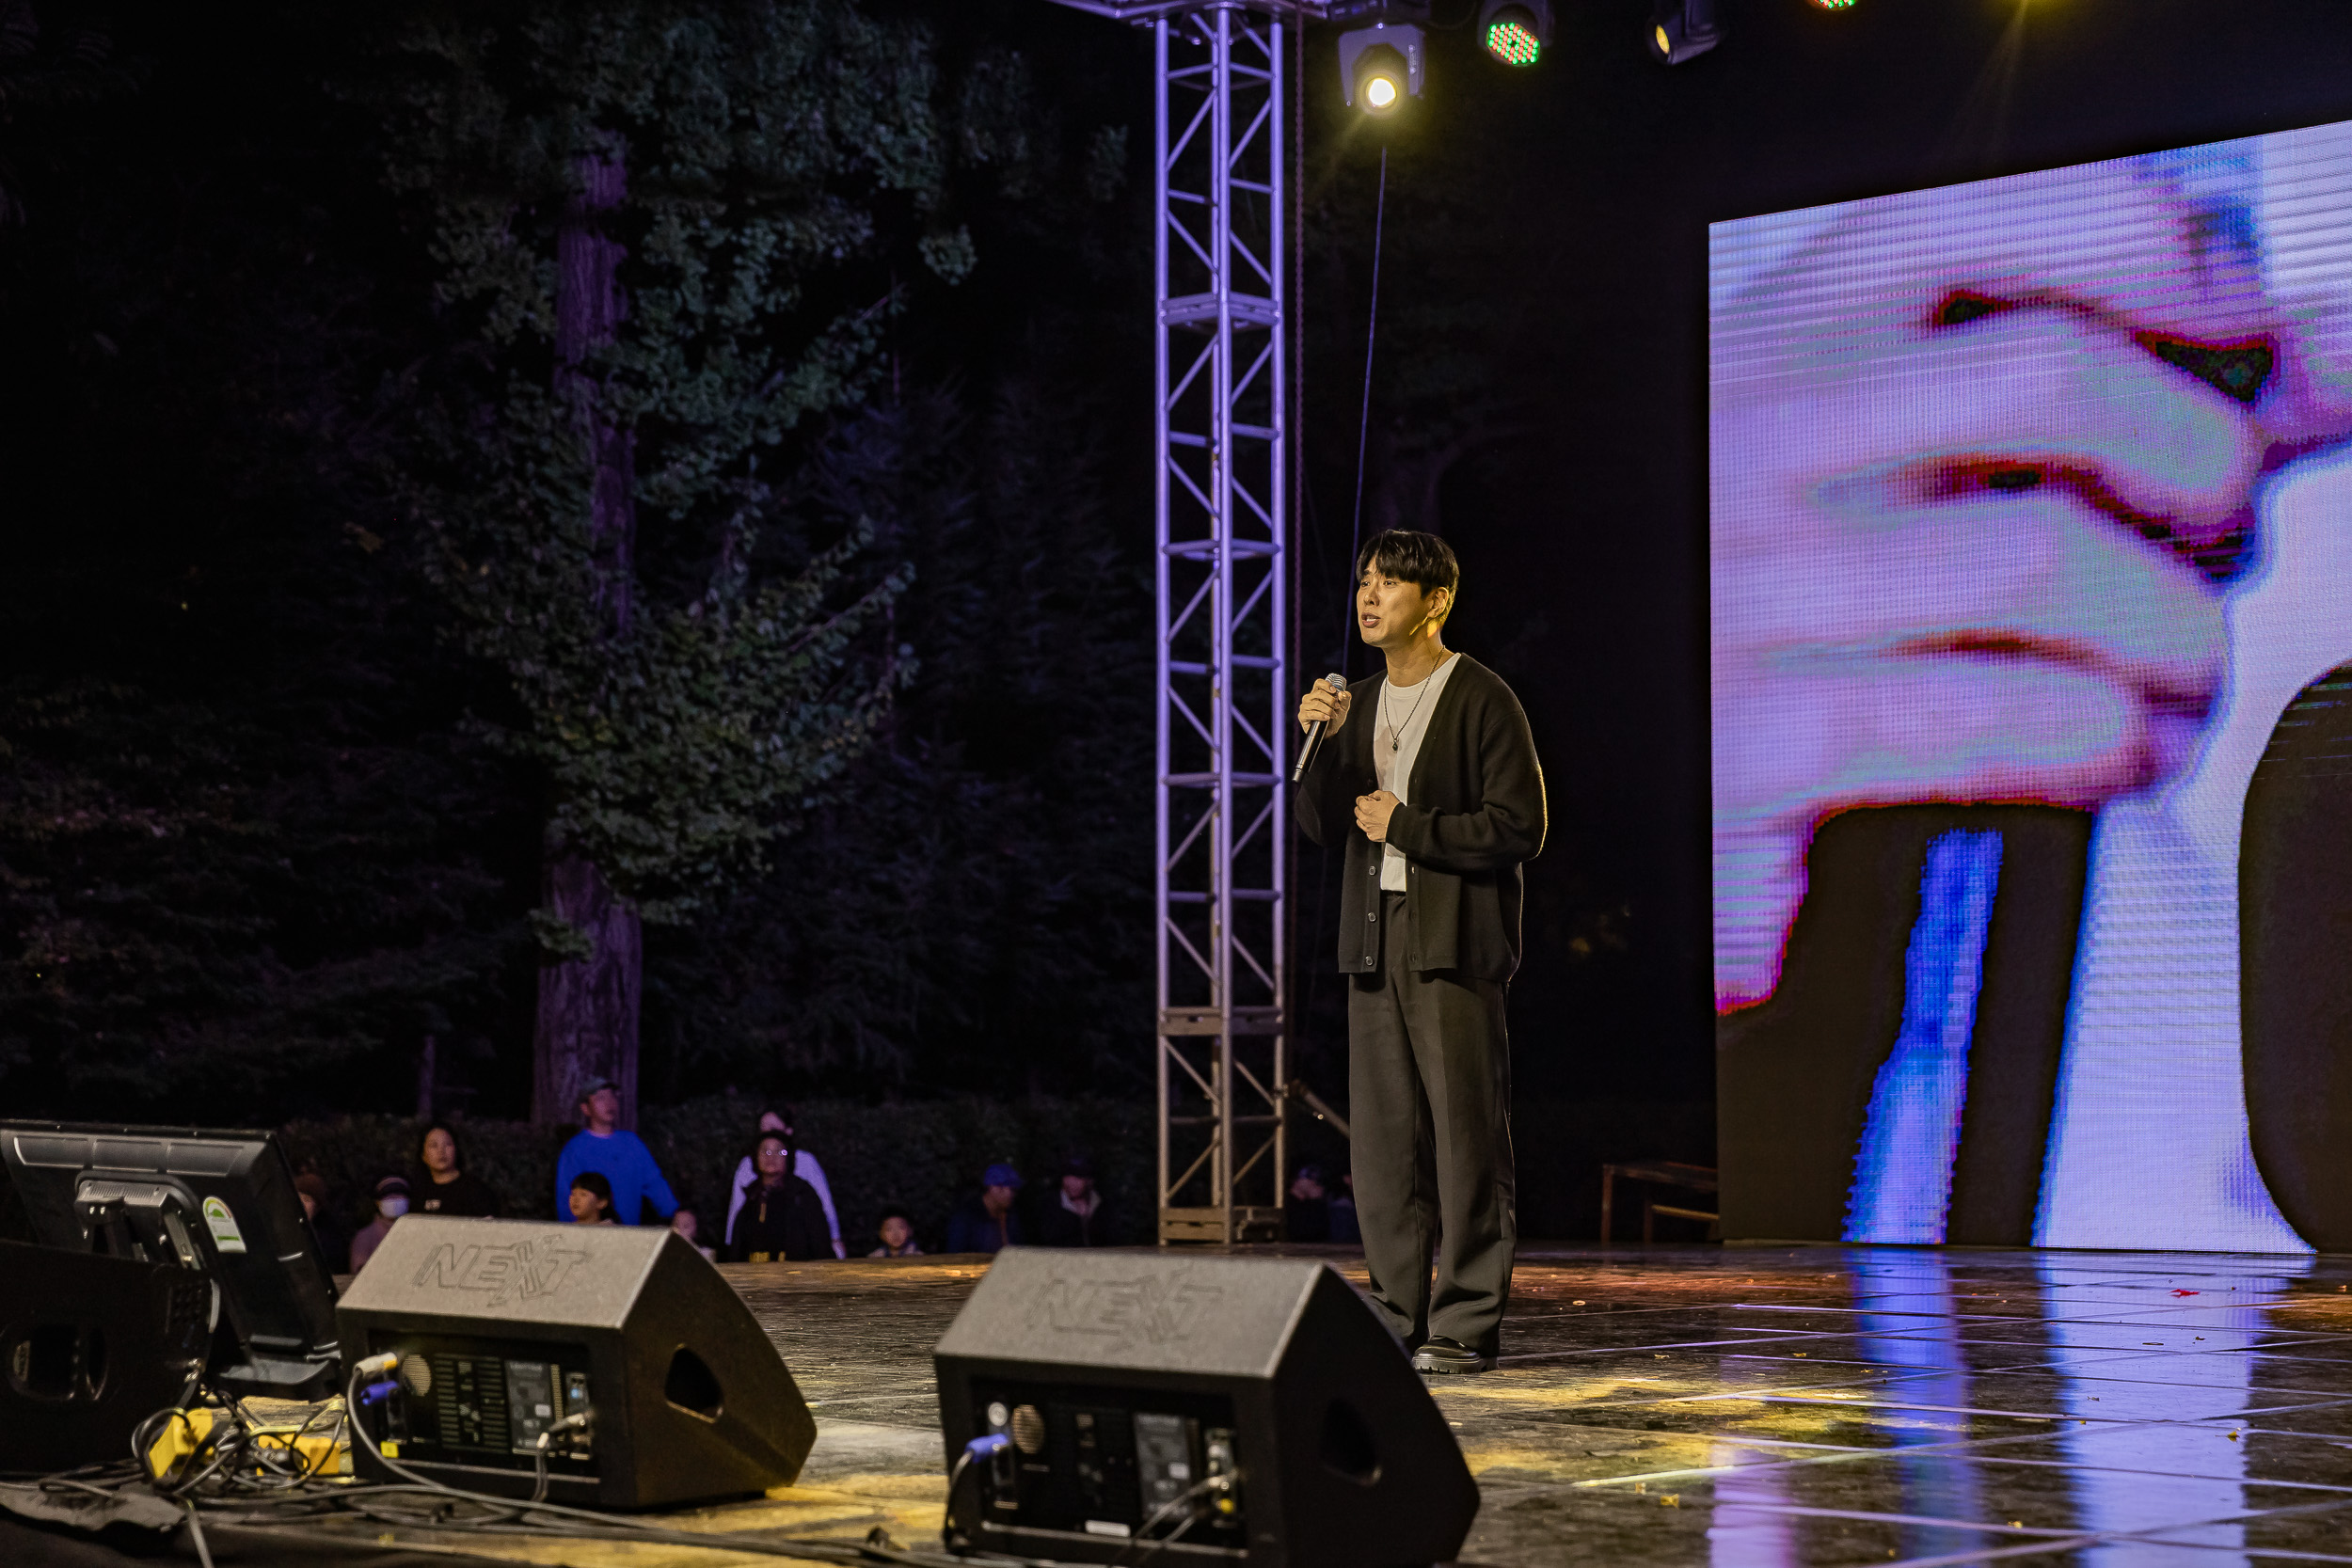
[945,1163,1026,1254]
[554,1080,679,1226]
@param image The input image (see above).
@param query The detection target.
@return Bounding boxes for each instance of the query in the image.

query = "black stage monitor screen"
[0,1122,341,1398]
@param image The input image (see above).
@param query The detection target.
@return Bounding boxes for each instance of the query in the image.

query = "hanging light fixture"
[1649,0,1723,64]
[1478,0,1552,67]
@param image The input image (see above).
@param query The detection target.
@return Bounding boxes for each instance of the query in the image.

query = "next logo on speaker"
[1041,1271,1223,1348]
[411,1237,591,1307]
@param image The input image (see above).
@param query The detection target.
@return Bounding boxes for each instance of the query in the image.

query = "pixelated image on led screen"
[1710,124,2352,1253]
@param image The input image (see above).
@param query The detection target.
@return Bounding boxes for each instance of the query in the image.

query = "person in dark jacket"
[945,1163,1026,1254]
[1295,529,1545,1375]
[1328,1171,1361,1245]
[1286,1164,1331,1244]
[414,1121,503,1218]
[294,1173,349,1275]
[725,1132,832,1262]
[1034,1154,1110,1247]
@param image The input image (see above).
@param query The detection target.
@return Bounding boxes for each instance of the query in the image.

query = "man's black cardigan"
[1296,655,1546,981]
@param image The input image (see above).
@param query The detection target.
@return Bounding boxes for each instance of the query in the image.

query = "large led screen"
[1712,125,2352,1253]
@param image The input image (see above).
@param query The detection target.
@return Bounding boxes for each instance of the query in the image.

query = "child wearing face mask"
[348,1176,411,1273]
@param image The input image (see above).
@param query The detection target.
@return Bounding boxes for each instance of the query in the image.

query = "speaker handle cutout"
[1317,1397,1381,1484]
[663,1345,723,1421]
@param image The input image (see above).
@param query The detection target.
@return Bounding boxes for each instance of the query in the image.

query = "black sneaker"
[1410,1337,1492,1374]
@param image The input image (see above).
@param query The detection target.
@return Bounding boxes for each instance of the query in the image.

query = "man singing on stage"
[1296,530,1546,1374]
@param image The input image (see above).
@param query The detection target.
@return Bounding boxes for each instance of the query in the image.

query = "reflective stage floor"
[64,1245,2347,1566]
[731,1243,2352,1568]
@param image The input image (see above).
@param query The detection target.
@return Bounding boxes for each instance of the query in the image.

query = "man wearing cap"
[1034,1153,1110,1248]
[945,1162,1027,1254]
[554,1079,680,1227]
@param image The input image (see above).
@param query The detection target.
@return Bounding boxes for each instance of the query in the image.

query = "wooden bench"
[1598,1160,1719,1243]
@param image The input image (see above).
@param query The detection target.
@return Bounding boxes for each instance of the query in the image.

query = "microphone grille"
[1324,672,1347,689]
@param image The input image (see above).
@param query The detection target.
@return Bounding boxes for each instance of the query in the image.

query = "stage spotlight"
[1649,0,1722,64]
[1807,0,1858,8]
[1339,22,1426,113]
[1479,0,1552,66]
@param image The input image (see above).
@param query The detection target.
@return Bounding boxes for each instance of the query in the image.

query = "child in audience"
[568,1170,617,1225]
[671,1206,718,1261]
[869,1205,923,1257]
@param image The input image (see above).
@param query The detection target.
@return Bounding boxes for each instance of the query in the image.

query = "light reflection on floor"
[1454,1245,2352,1567]
[723,1245,2352,1566]
[719,1245,2352,1565]
[291,1247,2352,1566]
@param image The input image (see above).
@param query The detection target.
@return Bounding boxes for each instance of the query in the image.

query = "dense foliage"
[0,2,1677,1129]
[362,3,946,927]
[0,0,1160,1118]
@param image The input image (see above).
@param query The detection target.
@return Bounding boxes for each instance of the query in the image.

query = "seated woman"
[414,1121,502,1217]
[567,1170,617,1225]
[725,1107,844,1258]
[725,1131,832,1263]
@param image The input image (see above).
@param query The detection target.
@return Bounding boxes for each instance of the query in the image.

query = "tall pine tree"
[362,2,960,1124]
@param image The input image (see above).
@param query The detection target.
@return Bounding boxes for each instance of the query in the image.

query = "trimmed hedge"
[276,1092,1714,1252]
[278,1092,1160,1255]
[0,1094,1714,1250]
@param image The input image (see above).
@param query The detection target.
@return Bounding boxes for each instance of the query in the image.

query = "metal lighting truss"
[1152,5,1292,1245]
[1053,0,1331,1243]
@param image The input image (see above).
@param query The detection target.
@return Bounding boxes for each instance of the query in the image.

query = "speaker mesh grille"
[1010,1402,1045,1454]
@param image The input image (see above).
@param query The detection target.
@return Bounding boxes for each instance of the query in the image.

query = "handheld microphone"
[1291,673,1348,783]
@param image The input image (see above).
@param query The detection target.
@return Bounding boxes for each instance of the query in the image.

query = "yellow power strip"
[146,1405,351,1481]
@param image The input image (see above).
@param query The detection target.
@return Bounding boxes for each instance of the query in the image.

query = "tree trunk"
[532,853,644,1127]
[416,1034,437,1121]
[532,147,643,1128]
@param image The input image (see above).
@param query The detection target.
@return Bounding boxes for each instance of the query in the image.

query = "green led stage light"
[1479,1,1553,67]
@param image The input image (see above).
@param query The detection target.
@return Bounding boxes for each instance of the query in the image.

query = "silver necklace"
[1381,659,1441,749]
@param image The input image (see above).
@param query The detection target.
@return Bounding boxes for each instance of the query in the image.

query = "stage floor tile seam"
[718,1246,2352,1567]
[1733,1354,2352,1400]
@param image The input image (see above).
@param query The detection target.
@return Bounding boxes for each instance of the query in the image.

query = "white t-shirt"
[1373,653,1461,894]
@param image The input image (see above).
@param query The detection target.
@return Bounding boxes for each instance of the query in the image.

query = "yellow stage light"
[1338,23,1424,115]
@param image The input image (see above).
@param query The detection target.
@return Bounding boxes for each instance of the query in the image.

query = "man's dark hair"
[1356,530,1459,616]
[878,1204,912,1224]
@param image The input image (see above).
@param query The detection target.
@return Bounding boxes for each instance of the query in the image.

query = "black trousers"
[1348,891,1517,1354]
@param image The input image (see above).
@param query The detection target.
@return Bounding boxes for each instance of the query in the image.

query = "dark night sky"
[1208,0,2352,1106]
[11,0,2352,1130]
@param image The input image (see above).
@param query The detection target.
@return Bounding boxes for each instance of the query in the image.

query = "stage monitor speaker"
[932,1248,1478,1568]
[335,1216,814,1509]
[0,1239,215,1472]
